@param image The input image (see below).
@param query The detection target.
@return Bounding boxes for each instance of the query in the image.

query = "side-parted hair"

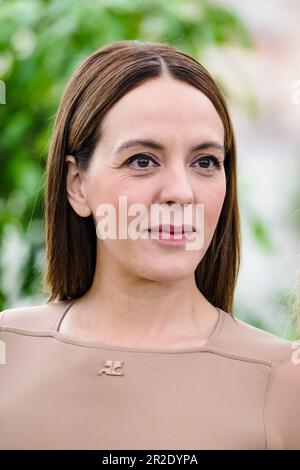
[43,40,241,315]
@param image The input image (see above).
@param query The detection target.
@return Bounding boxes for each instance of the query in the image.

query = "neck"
[67,253,218,347]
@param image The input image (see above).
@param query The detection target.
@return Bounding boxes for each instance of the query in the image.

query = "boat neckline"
[53,298,225,354]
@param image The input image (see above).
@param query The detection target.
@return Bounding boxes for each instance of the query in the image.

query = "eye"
[124,153,223,172]
[192,155,223,171]
[124,153,158,170]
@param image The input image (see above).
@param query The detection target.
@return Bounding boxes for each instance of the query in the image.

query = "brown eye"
[125,153,158,169]
[192,155,222,170]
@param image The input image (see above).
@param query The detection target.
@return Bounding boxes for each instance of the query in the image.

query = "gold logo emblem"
[97,359,124,376]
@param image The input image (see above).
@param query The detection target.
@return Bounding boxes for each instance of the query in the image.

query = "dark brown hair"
[43,39,241,315]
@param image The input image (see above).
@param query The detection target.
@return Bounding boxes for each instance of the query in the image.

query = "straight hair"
[43,40,241,315]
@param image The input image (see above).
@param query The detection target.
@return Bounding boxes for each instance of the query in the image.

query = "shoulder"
[0,299,74,334]
[218,311,300,449]
[216,310,296,365]
[264,343,300,449]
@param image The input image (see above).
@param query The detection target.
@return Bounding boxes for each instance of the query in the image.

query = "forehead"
[100,77,224,146]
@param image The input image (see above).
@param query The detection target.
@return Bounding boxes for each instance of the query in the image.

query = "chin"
[138,263,197,283]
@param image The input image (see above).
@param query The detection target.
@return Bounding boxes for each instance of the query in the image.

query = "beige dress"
[0,299,300,450]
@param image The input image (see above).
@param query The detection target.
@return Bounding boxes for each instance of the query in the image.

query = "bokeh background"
[0,0,299,339]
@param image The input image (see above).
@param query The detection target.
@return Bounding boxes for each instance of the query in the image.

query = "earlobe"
[65,155,92,217]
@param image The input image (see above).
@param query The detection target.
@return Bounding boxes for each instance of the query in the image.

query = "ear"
[65,155,92,217]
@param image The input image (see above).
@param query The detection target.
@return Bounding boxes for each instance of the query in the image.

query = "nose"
[159,165,194,206]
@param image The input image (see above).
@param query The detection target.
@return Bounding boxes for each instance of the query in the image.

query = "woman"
[0,40,299,450]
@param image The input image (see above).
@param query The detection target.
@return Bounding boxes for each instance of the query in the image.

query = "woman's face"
[67,75,226,282]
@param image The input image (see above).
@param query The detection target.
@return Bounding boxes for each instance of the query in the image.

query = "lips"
[148,224,195,234]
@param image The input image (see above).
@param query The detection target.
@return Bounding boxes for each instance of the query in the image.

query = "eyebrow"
[115,139,225,155]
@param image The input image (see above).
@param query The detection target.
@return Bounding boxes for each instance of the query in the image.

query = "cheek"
[87,176,153,234]
[86,176,123,215]
[89,174,152,207]
[199,180,226,232]
[86,170,226,237]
